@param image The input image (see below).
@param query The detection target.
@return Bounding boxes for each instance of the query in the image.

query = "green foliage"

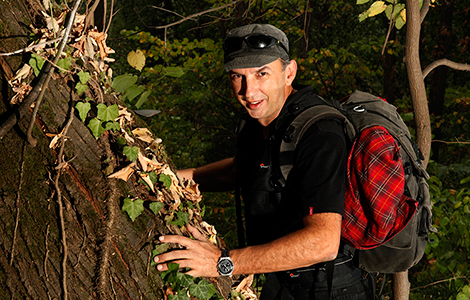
[357,0,407,29]
[29,53,45,76]
[408,161,470,299]
[76,101,120,139]
[161,263,221,300]
[123,145,139,161]
[159,173,172,189]
[122,197,144,221]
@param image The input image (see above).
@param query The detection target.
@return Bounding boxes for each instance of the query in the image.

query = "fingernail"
[157,264,162,271]
[159,236,164,241]
[154,256,159,262]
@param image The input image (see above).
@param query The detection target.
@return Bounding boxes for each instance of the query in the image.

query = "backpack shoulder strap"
[279,104,354,181]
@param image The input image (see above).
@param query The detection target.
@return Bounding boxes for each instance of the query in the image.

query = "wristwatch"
[216,249,234,277]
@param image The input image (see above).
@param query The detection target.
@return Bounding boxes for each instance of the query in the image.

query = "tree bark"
[392,0,432,299]
[0,0,232,299]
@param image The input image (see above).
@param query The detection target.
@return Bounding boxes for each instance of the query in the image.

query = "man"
[154,24,372,299]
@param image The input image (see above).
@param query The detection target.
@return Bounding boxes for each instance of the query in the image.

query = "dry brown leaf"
[132,128,154,144]
[138,172,155,193]
[137,151,162,173]
[108,162,136,181]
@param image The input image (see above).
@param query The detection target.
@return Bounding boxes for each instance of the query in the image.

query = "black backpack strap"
[279,105,354,180]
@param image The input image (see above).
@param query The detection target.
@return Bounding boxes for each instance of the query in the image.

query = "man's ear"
[285,60,297,86]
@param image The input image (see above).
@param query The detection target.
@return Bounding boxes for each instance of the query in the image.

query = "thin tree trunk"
[393,0,432,299]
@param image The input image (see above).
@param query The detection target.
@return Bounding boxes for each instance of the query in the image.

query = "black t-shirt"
[235,86,348,246]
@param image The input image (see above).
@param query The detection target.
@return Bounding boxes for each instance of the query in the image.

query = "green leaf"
[189,280,212,300]
[159,173,172,189]
[87,118,105,139]
[29,53,45,76]
[149,171,158,184]
[357,0,370,4]
[177,272,195,287]
[112,74,138,93]
[170,211,189,227]
[76,82,88,95]
[123,85,145,101]
[97,103,120,122]
[123,146,139,162]
[77,70,92,84]
[358,10,369,22]
[57,57,72,73]
[103,121,121,132]
[75,102,91,122]
[164,66,185,78]
[135,90,152,109]
[368,1,386,17]
[122,197,144,221]
[151,243,169,266]
[149,202,164,215]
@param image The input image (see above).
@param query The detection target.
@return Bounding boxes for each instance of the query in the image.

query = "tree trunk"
[392,0,432,299]
[0,0,232,299]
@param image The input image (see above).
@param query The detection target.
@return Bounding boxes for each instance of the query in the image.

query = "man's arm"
[178,157,237,192]
[153,212,342,277]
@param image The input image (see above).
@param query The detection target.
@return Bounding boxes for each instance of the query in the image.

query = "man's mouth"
[247,100,263,110]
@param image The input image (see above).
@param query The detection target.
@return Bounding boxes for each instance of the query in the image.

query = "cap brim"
[223,54,280,71]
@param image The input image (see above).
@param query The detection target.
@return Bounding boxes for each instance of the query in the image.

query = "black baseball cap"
[223,24,290,71]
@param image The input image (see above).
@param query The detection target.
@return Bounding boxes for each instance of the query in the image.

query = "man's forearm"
[230,213,342,275]
[178,157,237,191]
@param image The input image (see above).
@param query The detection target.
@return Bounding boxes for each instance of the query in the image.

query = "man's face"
[229,59,297,127]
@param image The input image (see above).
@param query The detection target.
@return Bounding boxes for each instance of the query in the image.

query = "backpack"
[279,90,437,273]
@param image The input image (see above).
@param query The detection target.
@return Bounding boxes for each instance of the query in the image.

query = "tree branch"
[26,0,82,147]
[423,58,470,79]
[0,38,63,56]
[142,0,243,30]
[421,0,430,24]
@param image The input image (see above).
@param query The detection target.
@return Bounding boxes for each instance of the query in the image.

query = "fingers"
[186,224,206,241]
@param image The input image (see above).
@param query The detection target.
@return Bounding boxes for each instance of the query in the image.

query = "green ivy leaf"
[29,53,45,76]
[177,273,195,288]
[149,202,164,215]
[123,146,139,162]
[75,102,91,122]
[121,197,144,221]
[103,121,121,132]
[170,211,189,227]
[357,0,370,4]
[188,280,213,300]
[77,70,92,84]
[151,243,169,266]
[135,90,152,109]
[159,173,172,189]
[97,103,120,122]
[87,118,105,139]
[76,82,88,95]
[57,57,72,73]
[112,74,138,93]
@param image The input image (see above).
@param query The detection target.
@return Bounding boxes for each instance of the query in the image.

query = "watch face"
[218,258,234,275]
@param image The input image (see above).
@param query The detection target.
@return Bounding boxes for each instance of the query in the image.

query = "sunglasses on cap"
[223,33,289,55]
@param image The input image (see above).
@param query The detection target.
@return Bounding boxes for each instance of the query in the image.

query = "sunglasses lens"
[246,34,275,49]
[224,37,243,52]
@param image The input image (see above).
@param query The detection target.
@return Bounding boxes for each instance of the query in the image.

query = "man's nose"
[241,77,258,99]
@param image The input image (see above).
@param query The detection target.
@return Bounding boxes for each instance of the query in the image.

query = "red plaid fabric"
[342,126,418,250]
